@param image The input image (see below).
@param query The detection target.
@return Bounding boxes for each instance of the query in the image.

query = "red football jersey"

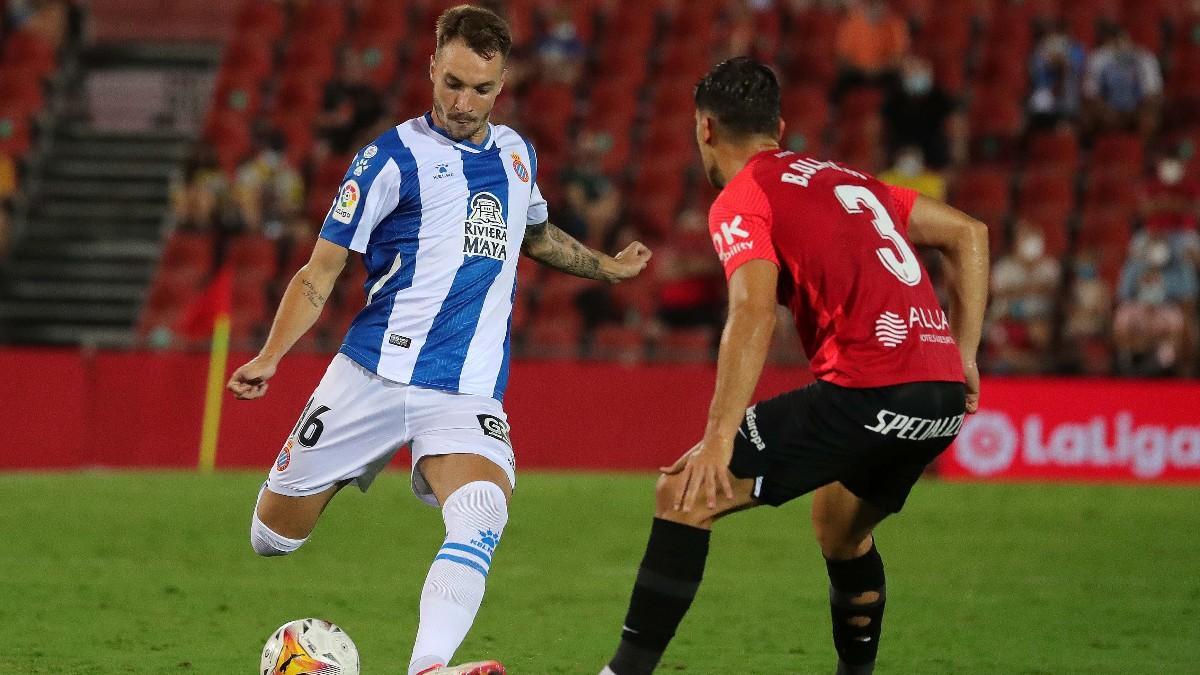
[708,150,965,387]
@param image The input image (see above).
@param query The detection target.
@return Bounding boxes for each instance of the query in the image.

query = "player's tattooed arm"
[300,279,326,309]
[522,220,651,283]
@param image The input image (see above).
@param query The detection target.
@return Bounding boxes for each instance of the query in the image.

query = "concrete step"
[43,158,179,180]
[17,239,162,261]
[40,179,169,201]
[38,200,167,221]
[0,300,140,323]
[5,259,155,283]
[22,219,163,241]
[53,139,190,162]
[7,279,147,304]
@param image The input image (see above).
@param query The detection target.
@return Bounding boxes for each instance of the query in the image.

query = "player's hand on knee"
[228,357,277,400]
[670,439,736,512]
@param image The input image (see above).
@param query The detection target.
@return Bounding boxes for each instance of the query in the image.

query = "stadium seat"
[969,85,1024,141]
[0,31,57,81]
[0,69,44,115]
[1017,171,1075,255]
[227,235,279,282]
[1027,130,1080,176]
[350,36,399,90]
[291,0,348,44]
[950,167,1011,251]
[204,111,252,174]
[281,41,337,85]
[526,318,583,359]
[358,0,410,40]
[270,76,324,129]
[160,231,214,274]
[1076,212,1132,254]
[211,69,263,117]
[220,36,274,83]
[1082,171,1140,222]
[591,325,646,362]
[655,326,715,362]
[235,0,286,43]
[1090,134,1145,179]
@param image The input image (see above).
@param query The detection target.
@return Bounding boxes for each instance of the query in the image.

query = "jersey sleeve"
[884,183,919,233]
[319,142,405,253]
[522,138,549,225]
[708,174,778,279]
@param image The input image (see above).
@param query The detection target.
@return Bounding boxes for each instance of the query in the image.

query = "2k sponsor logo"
[713,215,754,262]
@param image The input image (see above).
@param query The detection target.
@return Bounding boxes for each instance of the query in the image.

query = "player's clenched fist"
[606,241,652,282]
[227,356,277,400]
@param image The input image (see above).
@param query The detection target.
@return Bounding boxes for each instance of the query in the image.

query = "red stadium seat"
[839,87,885,123]
[235,0,286,43]
[1082,171,1140,222]
[271,76,324,128]
[1076,211,1132,252]
[1,31,57,81]
[1028,130,1080,175]
[591,325,646,362]
[211,69,262,117]
[1016,172,1074,256]
[1090,134,1144,179]
[351,37,399,90]
[281,41,337,85]
[160,231,213,274]
[204,110,252,175]
[291,0,347,43]
[358,0,410,40]
[0,69,44,115]
[656,327,715,362]
[951,167,1011,251]
[221,36,273,83]
[228,235,279,281]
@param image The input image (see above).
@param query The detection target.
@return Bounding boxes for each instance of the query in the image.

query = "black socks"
[825,542,887,675]
[607,518,711,675]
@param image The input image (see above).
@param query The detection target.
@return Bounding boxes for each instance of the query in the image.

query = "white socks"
[249,483,307,557]
[408,481,509,675]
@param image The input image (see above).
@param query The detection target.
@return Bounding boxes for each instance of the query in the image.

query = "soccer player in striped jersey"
[226,7,650,675]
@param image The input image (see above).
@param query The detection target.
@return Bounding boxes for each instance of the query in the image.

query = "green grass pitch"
[2,471,1197,674]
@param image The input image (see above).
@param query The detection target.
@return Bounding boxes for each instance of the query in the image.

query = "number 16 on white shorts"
[266,354,516,506]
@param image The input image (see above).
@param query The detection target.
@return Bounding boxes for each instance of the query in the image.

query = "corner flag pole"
[197,267,234,472]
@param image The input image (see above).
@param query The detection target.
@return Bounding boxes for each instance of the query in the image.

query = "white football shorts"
[265,353,516,506]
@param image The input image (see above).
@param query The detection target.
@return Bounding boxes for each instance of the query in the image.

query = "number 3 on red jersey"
[834,184,922,286]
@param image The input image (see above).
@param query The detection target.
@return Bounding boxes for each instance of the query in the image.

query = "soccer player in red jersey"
[601,58,989,675]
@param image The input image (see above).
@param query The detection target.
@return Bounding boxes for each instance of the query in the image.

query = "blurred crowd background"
[2,0,1199,377]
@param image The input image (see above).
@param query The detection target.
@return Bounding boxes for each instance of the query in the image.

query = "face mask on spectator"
[896,151,923,177]
[1017,233,1045,261]
[1158,159,1184,185]
[903,71,933,95]
[1146,241,1170,267]
[1137,278,1166,305]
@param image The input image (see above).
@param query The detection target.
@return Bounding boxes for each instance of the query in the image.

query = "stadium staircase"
[0,45,217,346]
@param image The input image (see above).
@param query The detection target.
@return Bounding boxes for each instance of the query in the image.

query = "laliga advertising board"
[938,379,1200,482]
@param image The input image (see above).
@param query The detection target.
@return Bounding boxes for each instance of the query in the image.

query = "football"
[260,618,360,675]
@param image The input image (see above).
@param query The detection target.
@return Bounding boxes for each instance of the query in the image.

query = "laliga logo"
[955,411,1200,478]
[955,411,1018,475]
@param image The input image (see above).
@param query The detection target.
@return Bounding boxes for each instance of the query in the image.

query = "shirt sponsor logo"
[712,215,753,262]
[434,162,453,179]
[477,414,511,446]
[875,311,908,347]
[331,180,360,224]
[463,191,508,260]
[511,152,530,183]
[388,333,411,348]
[865,410,965,440]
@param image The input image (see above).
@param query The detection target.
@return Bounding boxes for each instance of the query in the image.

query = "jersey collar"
[423,112,494,153]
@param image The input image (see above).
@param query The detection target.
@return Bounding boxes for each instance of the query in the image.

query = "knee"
[653,474,713,528]
[814,525,873,561]
[442,480,509,536]
[250,509,307,557]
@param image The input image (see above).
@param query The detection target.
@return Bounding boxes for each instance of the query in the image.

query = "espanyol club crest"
[511,152,529,183]
[275,440,293,471]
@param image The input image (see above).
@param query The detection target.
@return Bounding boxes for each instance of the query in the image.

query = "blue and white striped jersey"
[319,113,548,401]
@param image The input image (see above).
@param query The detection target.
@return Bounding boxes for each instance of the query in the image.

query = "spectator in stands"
[535,6,585,85]
[1083,26,1163,139]
[1141,154,1200,263]
[834,0,910,100]
[559,130,620,243]
[172,144,236,234]
[1114,233,1195,375]
[1028,20,1087,131]
[1062,252,1114,374]
[985,222,1061,373]
[235,132,305,239]
[650,208,725,336]
[882,55,957,169]
[318,52,385,155]
[878,145,945,200]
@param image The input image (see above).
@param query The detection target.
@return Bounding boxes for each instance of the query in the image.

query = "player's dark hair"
[694,57,781,138]
[436,4,512,61]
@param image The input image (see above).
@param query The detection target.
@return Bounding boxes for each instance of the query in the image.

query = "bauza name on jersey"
[318,114,548,401]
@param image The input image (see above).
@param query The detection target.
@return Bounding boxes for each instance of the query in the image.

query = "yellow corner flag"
[180,266,234,472]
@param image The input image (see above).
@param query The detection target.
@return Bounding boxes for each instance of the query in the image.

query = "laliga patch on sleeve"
[331,179,361,224]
